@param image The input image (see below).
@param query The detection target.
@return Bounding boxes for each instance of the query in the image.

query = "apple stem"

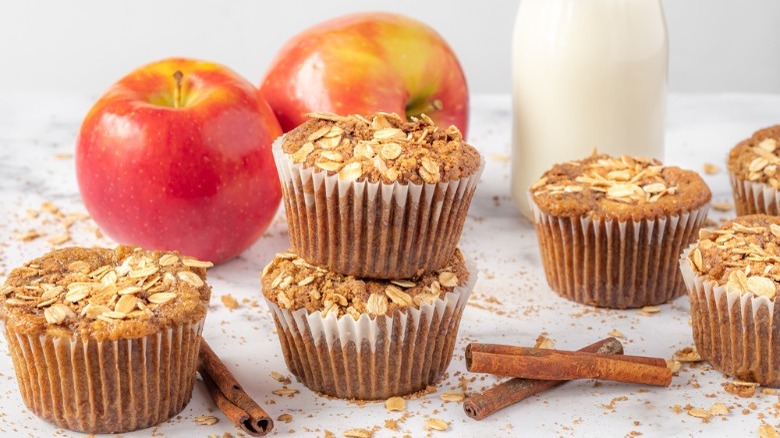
[407,98,443,119]
[173,70,183,108]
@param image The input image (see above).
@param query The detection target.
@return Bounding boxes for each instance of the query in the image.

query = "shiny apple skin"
[260,12,469,137]
[76,58,282,263]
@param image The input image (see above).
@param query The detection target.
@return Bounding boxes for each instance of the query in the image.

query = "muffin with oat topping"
[680,215,780,386]
[0,245,212,433]
[273,111,483,279]
[261,248,475,400]
[727,125,780,215]
[530,153,711,308]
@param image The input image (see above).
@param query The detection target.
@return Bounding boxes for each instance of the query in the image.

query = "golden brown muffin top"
[727,125,780,187]
[1,246,211,340]
[531,153,712,220]
[261,249,468,319]
[281,112,482,184]
[687,215,780,299]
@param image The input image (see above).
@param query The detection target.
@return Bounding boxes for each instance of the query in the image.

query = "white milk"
[511,0,668,218]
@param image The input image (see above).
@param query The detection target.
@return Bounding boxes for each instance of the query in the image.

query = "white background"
[1,0,778,97]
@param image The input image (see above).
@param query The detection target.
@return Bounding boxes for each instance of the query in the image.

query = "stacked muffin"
[0,246,212,433]
[529,153,711,308]
[261,112,483,400]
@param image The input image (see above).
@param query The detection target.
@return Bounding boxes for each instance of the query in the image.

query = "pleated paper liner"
[264,259,477,400]
[4,319,205,433]
[730,173,780,216]
[679,246,780,387]
[531,194,709,308]
[273,136,484,279]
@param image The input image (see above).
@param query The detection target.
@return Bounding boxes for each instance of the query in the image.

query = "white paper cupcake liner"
[273,135,484,279]
[264,258,477,400]
[679,246,780,386]
[4,319,205,433]
[531,195,709,308]
[730,173,780,216]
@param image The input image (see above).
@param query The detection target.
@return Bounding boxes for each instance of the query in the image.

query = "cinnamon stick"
[463,337,622,420]
[198,338,273,436]
[465,343,672,387]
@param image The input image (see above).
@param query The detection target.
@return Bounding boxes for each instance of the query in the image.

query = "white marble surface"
[0,92,778,437]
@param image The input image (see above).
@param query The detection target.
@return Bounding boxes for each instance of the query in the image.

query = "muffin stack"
[261,112,483,400]
[672,124,780,388]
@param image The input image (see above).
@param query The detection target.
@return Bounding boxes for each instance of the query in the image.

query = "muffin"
[0,246,212,433]
[261,248,475,400]
[680,215,780,386]
[530,153,711,308]
[273,111,483,279]
[727,125,780,215]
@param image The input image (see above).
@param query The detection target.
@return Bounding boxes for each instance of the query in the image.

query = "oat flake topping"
[689,215,780,299]
[1,246,212,328]
[281,112,481,185]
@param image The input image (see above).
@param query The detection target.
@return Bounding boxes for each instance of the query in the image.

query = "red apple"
[260,12,469,137]
[76,58,282,263]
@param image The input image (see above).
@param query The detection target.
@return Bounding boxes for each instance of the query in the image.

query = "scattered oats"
[385,396,405,412]
[724,381,757,397]
[440,390,465,402]
[194,415,219,426]
[761,388,777,395]
[686,407,710,420]
[637,306,661,316]
[703,163,721,175]
[40,202,59,214]
[534,334,556,350]
[221,294,239,310]
[271,371,291,384]
[343,429,372,438]
[674,347,702,362]
[47,232,70,245]
[709,402,729,416]
[608,329,625,339]
[759,424,780,438]
[272,388,299,396]
[13,230,42,242]
[277,413,293,424]
[666,359,681,375]
[711,202,734,212]
[424,418,449,431]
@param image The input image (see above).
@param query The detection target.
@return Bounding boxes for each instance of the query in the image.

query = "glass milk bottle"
[511,0,668,218]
